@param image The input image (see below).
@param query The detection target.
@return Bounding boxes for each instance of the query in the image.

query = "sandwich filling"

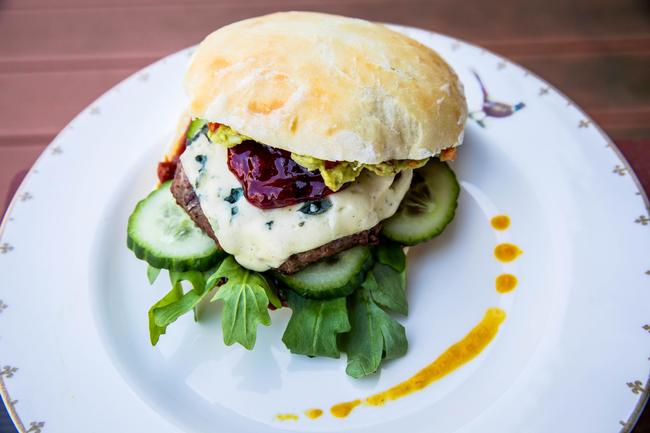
[179,125,413,271]
[208,121,428,191]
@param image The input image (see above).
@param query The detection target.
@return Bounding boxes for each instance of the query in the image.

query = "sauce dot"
[494,243,522,262]
[496,274,518,293]
[331,399,361,418]
[275,413,299,421]
[491,215,510,230]
[304,408,323,419]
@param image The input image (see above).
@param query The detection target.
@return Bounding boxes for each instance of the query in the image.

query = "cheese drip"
[180,134,412,271]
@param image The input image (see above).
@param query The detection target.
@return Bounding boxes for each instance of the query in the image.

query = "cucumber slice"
[127,181,224,271]
[274,246,372,299]
[382,160,459,245]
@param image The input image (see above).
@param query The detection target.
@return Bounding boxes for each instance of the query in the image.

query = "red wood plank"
[1,0,356,8]
[489,36,650,58]
[590,109,650,140]
[516,53,650,113]
[617,140,650,195]
[0,0,648,64]
[0,69,133,143]
[0,54,158,74]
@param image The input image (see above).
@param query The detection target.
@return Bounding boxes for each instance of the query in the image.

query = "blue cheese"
[180,134,413,271]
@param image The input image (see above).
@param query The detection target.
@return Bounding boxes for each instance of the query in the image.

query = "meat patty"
[276,225,380,274]
[171,164,380,274]
[171,165,219,243]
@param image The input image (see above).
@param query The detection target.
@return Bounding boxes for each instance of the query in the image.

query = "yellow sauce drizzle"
[330,399,361,418]
[494,243,522,262]
[324,308,506,419]
[275,413,299,421]
[365,308,506,407]
[490,215,510,230]
[496,274,518,293]
[304,408,323,419]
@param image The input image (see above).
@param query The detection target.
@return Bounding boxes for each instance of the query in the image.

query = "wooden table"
[0,1,648,432]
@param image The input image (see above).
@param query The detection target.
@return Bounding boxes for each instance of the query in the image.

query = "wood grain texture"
[618,140,650,196]
[1,0,649,62]
[0,0,648,432]
[0,69,132,143]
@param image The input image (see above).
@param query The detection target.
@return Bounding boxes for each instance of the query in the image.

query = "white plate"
[1,25,649,433]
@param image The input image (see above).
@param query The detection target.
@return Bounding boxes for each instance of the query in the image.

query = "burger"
[127,11,467,378]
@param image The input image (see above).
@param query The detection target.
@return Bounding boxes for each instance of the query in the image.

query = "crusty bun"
[184,12,467,164]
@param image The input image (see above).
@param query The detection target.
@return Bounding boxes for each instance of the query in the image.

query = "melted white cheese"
[180,134,412,271]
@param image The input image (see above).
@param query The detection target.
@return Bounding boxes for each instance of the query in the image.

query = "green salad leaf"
[376,242,406,273]
[152,270,207,327]
[146,257,278,349]
[368,244,408,315]
[282,290,351,358]
[364,264,408,316]
[148,283,183,345]
[277,243,408,377]
[147,265,161,285]
[342,272,408,378]
[141,232,411,378]
[209,256,276,349]
[148,269,215,345]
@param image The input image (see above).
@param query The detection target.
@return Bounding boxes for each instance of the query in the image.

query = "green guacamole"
[203,120,427,190]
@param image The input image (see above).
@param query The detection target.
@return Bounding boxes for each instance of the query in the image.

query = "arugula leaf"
[210,257,274,349]
[376,242,406,272]
[206,260,281,309]
[148,283,183,345]
[148,270,214,345]
[282,290,351,358]
[146,265,161,285]
[152,270,207,327]
[366,263,408,315]
[260,274,282,309]
[343,279,408,378]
